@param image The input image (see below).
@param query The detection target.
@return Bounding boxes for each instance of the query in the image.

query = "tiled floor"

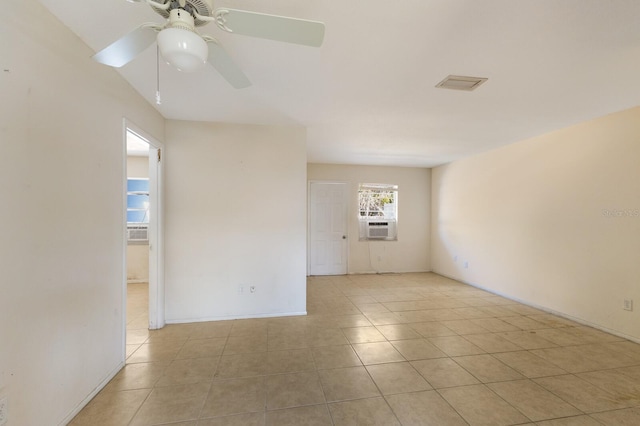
[70,273,640,425]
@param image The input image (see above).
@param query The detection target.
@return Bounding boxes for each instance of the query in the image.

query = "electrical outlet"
[238,286,244,295]
[249,286,256,293]
[464,261,469,269]
[0,396,8,426]
[624,299,634,311]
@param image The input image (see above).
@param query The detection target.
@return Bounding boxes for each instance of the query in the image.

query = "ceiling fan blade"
[216,8,325,47]
[206,41,251,89]
[92,25,158,68]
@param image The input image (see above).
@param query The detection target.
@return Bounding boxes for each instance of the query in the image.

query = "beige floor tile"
[530,347,610,373]
[391,338,447,360]
[155,356,218,387]
[332,314,372,328]
[215,353,268,378]
[451,307,493,319]
[470,318,520,332]
[266,348,315,375]
[311,345,362,369]
[408,321,457,337]
[318,366,380,402]
[567,326,625,343]
[176,337,227,359]
[535,416,602,426]
[329,397,400,425]
[348,295,378,305]
[127,340,185,363]
[127,328,150,345]
[199,412,265,426]
[463,333,524,353]
[224,334,268,355]
[534,374,630,413]
[351,341,405,365]
[590,407,640,425]
[126,344,141,359]
[574,343,639,368]
[266,405,333,426]
[375,324,421,340]
[453,354,524,383]
[500,315,548,331]
[428,335,486,356]
[604,341,640,362]
[411,358,479,388]
[342,326,386,343]
[230,319,269,337]
[68,389,150,426]
[201,376,266,418]
[306,328,350,347]
[366,362,432,395]
[147,323,199,342]
[439,384,530,426]
[356,303,392,314]
[129,382,210,426]
[386,390,467,426]
[363,312,404,325]
[267,331,310,351]
[534,328,591,346]
[498,330,557,349]
[441,319,490,335]
[73,274,640,425]
[190,321,233,339]
[493,350,567,378]
[266,371,326,410]
[102,361,169,392]
[488,379,582,421]
[577,369,640,406]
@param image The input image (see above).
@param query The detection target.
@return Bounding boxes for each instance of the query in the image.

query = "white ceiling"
[39,0,640,167]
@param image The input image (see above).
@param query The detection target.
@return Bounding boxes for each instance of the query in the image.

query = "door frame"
[123,119,165,334]
[307,180,349,275]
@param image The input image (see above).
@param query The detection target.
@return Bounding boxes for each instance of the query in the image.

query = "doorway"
[125,121,164,333]
[308,181,348,275]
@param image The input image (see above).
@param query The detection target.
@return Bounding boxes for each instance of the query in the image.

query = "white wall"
[0,1,164,424]
[127,156,150,283]
[164,120,307,322]
[432,107,640,340]
[308,164,431,274]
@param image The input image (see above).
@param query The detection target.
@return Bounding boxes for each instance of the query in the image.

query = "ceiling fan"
[92,0,325,88]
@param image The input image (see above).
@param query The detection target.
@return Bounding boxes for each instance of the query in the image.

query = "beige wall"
[127,155,149,178]
[164,120,308,322]
[432,107,640,340]
[127,156,149,283]
[0,1,165,424]
[308,164,431,274]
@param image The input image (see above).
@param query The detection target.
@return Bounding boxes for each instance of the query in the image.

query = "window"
[358,183,398,240]
[127,178,149,243]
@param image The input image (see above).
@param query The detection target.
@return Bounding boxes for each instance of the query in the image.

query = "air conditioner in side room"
[367,221,389,239]
[127,224,148,242]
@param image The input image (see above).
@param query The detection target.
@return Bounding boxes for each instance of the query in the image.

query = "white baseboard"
[166,311,308,324]
[58,361,125,426]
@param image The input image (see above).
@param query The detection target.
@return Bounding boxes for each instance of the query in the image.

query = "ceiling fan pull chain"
[155,44,162,105]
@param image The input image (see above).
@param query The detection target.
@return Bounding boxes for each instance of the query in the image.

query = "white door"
[309,182,348,275]
[147,145,164,329]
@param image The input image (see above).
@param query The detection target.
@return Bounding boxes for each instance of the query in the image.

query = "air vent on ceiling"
[436,75,488,91]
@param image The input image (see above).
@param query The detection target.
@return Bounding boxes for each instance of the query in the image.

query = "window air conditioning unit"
[127,225,148,242]
[367,221,389,239]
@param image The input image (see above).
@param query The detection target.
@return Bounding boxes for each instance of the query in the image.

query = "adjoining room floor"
[71,273,640,425]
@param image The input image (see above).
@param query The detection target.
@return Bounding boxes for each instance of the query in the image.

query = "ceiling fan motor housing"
[150,0,214,26]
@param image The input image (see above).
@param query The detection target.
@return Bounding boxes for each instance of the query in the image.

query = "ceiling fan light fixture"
[157,27,208,72]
